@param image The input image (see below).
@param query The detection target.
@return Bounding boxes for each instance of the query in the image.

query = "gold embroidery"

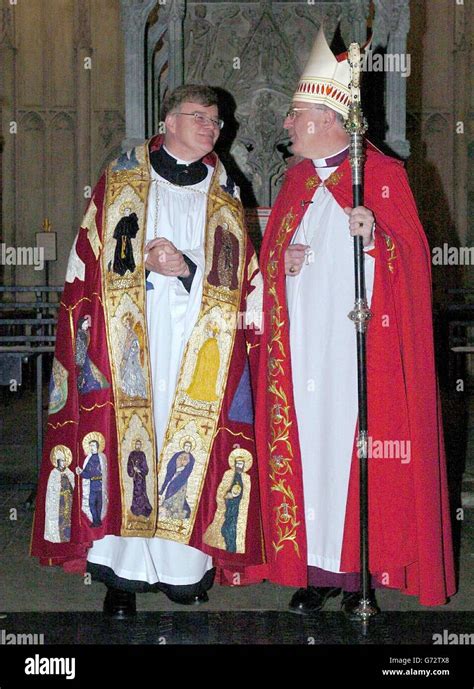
[79,401,115,412]
[382,232,397,273]
[305,176,318,190]
[266,208,302,558]
[186,323,221,402]
[215,426,254,442]
[154,162,247,544]
[203,448,252,553]
[47,419,78,429]
[325,170,344,187]
[101,143,157,536]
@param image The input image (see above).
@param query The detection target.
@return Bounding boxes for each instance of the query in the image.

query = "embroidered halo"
[228,447,253,472]
[179,435,196,450]
[49,444,73,468]
[82,431,106,455]
[119,201,136,216]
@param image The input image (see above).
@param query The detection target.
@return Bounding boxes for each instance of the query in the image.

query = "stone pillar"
[120,0,157,150]
[0,3,17,283]
[167,0,185,90]
[452,0,468,246]
[75,1,92,225]
[348,0,371,43]
[146,19,167,136]
[373,0,411,158]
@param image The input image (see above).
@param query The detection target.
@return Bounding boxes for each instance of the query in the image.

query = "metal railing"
[0,286,62,491]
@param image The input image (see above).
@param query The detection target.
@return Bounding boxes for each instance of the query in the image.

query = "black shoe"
[341,590,380,619]
[289,586,341,614]
[159,585,209,606]
[103,587,137,618]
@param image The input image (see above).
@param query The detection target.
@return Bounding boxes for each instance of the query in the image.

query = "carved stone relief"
[181,1,374,206]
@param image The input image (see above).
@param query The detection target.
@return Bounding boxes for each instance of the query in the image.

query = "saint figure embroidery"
[48,357,69,415]
[120,313,147,399]
[208,223,239,289]
[204,448,252,553]
[159,437,196,520]
[44,445,75,543]
[75,315,109,395]
[186,322,220,402]
[111,205,139,276]
[77,432,108,527]
[127,439,152,518]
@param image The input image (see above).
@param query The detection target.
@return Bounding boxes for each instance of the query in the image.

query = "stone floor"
[0,382,473,645]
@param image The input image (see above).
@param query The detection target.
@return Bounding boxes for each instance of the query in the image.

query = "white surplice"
[286,156,375,573]
[87,158,214,585]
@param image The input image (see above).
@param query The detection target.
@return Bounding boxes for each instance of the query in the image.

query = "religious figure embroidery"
[48,357,69,415]
[127,439,152,518]
[208,223,239,289]
[203,448,253,553]
[120,313,147,399]
[75,315,109,395]
[77,432,108,527]
[110,205,139,276]
[186,322,220,402]
[159,437,196,520]
[44,445,75,543]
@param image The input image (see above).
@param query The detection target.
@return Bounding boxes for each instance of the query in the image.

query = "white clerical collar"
[163,144,198,166]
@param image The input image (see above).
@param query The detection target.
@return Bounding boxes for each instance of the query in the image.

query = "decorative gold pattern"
[215,426,254,442]
[79,401,115,412]
[325,170,344,187]
[266,208,302,558]
[382,232,397,273]
[154,162,247,544]
[100,145,247,542]
[47,419,78,430]
[101,144,157,536]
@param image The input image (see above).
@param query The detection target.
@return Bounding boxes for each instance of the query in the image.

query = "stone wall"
[0,0,472,288]
[0,0,125,286]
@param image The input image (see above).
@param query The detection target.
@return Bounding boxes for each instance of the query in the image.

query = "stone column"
[120,0,157,150]
[373,0,411,158]
[147,19,167,136]
[348,0,371,43]
[0,4,17,283]
[167,0,185,90]
[75,1,92,226]
[452,0,468,246]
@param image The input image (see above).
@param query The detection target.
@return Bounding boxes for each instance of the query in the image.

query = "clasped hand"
[145,238,190,278]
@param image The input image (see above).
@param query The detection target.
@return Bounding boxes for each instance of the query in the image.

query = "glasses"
[285,106,326,120]
[174,111,224,130]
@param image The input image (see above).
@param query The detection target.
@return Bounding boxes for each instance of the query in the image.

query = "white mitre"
[293,26,351,118]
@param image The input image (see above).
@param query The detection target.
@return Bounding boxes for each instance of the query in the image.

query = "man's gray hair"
[319,104,346,126]
[161,84,218,120]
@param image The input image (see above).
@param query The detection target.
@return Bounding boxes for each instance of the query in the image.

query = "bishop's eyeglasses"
[174,111,224,130]
[286,106,327,120]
